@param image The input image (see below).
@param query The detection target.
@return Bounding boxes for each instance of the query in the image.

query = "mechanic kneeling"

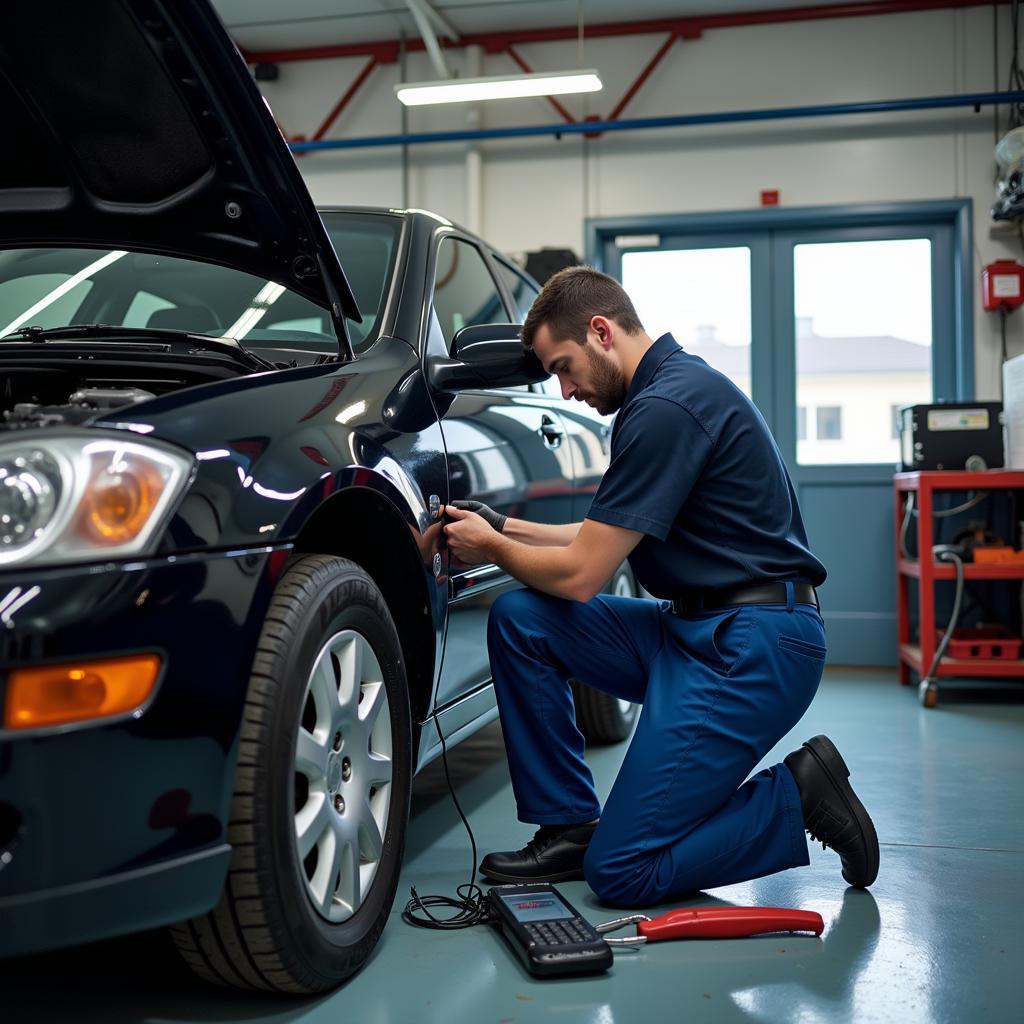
[443,268,879,908]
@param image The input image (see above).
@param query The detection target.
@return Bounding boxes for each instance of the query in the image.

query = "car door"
[431,235,575,710]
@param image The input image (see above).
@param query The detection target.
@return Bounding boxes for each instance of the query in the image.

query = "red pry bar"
[639,906,824,941]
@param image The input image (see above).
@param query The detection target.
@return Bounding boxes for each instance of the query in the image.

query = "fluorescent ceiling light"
[395,69,602,106]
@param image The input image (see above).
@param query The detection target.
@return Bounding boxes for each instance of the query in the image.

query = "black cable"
[933,492,990,518]
[1009,1,1024,132]
[401,712,490,930]
[899,491,916,560]
[900,491,994,561]
[997,0,1024,229]
[1010,1,1018,131]
[907,490,990,520]
[924,546,966,683]
[1001,308,1009,368]
[996,1,1002,150]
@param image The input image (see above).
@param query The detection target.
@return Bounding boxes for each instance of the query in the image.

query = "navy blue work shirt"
[586,333,826,599]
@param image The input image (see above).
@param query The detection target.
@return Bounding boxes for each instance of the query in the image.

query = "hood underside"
[0,0,359,335]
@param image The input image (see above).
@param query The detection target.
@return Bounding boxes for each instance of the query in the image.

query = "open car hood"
[0,0,359,349]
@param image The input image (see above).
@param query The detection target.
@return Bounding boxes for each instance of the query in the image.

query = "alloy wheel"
[293,629,393,923]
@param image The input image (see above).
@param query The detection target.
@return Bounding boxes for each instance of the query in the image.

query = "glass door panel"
[793,238,933,466]
[621,247,752,397]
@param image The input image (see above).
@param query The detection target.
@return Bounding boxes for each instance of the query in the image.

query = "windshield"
[0,212,400,356]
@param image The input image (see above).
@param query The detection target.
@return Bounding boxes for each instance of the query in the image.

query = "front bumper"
[0,845,231,958]
[0,546,283,957]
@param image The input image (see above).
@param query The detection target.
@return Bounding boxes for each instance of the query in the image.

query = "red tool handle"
[638,906,824,942]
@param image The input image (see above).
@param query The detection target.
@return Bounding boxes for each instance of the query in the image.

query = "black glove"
[449,499,507,533]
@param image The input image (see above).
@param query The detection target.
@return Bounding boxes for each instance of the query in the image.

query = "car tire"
[171,554,411,993]
[571,563,641,745]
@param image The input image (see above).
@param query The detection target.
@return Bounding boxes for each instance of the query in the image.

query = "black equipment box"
[524,248,580,285]
[898,402,1004,471]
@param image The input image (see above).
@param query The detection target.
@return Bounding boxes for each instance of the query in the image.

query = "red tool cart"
[895,470,1024,708]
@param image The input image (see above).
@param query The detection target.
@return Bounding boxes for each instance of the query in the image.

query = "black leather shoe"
[479,823,597,884]
[784,735,880,888]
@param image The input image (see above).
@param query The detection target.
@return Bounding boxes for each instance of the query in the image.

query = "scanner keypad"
[525,920,592,946]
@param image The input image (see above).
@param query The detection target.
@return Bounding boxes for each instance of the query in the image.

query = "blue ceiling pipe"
[289,91,1024,153]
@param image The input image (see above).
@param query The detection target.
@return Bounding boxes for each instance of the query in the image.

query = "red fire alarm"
[760,190,780,206]
[983,260,1024,312]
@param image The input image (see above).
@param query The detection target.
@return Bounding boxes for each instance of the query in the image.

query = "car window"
[322,213,399,353]
[123,289,175,328]
[496,259,540,323]
[432,237,507,350]
[0,271,94,335]
[0,249,336,345]
[537,374,563,398]
[0,213,400,356]
[493,257,555,396]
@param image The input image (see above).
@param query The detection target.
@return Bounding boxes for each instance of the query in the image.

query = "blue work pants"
[486,585,826,907]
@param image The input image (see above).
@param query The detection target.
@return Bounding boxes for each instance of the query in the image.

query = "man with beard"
[443,267,879,906]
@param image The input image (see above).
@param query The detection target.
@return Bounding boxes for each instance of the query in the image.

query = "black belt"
[671,582,819,616]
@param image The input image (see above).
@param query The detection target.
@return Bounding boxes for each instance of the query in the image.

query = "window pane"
[0,272,93,335]
[794,238,932,465]
[0,247,342,350]
[816,406,842,440]
[620,247,752,397]
[537,374,562,398]
[123,290,174,328]
[322,213,401,353]
[433,238,507,349]
[496,259,540,322]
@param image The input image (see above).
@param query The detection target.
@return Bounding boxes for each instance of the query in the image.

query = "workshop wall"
[259,5,1019,399]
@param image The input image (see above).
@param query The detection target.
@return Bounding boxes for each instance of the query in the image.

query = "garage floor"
[4,670,1022,1024]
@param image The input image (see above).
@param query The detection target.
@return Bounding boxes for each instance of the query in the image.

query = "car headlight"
[0,435,193,566]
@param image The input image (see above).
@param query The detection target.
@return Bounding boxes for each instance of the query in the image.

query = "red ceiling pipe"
[506,46,577,123]
[313,56,378,140]
[241,1,1004,66]
[606,31,680,122]
[245,39,404,65]
[469,17,699,53]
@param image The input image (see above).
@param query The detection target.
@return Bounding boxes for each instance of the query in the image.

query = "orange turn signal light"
[4,654,162,730]
[82,457,164,544]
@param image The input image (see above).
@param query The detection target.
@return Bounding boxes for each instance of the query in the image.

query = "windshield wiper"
[0,324,276,370]
[1,324,162,343]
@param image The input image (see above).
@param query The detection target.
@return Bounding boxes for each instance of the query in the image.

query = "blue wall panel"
[799,481,897,666]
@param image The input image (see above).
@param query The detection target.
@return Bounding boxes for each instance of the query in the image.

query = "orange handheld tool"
[595,906,824,945]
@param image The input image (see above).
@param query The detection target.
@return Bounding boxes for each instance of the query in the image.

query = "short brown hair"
[521,267,644,348]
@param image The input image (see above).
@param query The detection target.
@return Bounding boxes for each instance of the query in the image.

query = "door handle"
[540,415,564,446]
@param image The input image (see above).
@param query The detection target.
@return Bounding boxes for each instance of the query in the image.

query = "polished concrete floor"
[4,670,1023,1023]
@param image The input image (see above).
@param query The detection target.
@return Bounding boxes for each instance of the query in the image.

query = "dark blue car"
[0,0,636,994]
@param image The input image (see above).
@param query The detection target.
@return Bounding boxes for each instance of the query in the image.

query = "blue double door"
[598,207,968,667]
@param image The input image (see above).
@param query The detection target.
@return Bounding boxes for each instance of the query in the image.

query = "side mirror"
[428,323,548,392]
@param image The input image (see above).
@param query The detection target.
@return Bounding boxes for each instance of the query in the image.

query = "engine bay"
[0,346,252,430]
[3,384,159,429]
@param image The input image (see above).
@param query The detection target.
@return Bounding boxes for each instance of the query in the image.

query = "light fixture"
[395,69,602,107]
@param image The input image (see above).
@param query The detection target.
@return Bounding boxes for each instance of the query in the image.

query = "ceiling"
[213,0,896,53]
